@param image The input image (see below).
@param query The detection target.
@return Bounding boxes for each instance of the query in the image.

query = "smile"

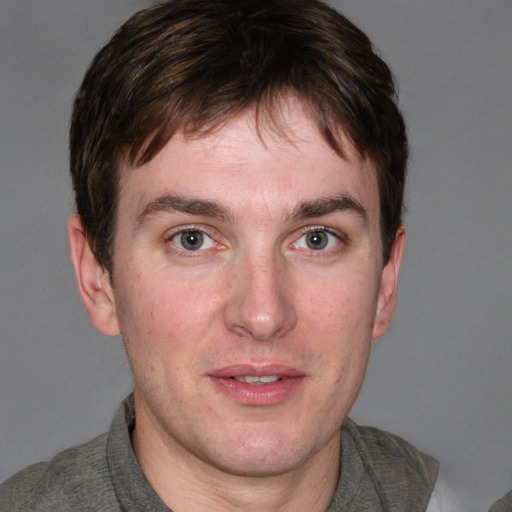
[232,375,283,384]
[208,366,304,405]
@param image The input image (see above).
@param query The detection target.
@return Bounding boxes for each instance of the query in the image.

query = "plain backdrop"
[1,1,510,510]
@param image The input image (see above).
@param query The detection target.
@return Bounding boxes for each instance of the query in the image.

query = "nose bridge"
[224,248,297,341]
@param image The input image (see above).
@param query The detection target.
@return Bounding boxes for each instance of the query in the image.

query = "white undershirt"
[426,472,465,512]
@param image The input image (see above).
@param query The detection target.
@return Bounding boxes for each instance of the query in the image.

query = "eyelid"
[291,225,346,251]
[165,224,225,253]
[165,223,217,239]
[299,225,346,240]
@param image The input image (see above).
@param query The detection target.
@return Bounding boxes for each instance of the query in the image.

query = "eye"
[170,230,216,251]
[294,229,341,251]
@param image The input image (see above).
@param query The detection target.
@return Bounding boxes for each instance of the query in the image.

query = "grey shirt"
[488,490,512,512]
[1,395,439,511]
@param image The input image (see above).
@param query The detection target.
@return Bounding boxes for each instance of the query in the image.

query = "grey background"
[1,1,510,510]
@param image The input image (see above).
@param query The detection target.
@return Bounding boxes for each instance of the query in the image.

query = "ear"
[372,226,405,339]
[68,214,120,336]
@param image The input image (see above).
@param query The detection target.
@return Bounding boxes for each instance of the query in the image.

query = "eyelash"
[292,226,345,253]
[166,225,221,254]
[165,225,346,255]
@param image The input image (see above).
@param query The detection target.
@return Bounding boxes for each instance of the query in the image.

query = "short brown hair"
[70,0,407,273]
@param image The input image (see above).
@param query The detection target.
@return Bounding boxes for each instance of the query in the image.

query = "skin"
[69,98,404,511]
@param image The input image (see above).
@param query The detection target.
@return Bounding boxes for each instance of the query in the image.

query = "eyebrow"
[289,195,368,224]
[136,193,367,229]
[136,194,232,228]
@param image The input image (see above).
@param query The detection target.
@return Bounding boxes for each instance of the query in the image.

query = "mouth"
[208,365,304,405]
[232,375,283,385]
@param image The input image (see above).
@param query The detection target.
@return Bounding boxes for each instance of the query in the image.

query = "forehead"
[117,98,380,222]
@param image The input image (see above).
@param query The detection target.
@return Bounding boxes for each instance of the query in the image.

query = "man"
[0,0,460,510]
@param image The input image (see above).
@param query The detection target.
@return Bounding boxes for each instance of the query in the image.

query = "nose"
[223,253,297,341]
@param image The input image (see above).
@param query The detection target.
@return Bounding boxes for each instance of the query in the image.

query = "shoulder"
[0,433,111,512]
[488,490,512,512]
[343,418,439,483]
[0,462,50,511]
[340,418,439,511]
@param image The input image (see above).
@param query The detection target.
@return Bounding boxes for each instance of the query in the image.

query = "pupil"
[181,231,203,250]
[306,231,328,250]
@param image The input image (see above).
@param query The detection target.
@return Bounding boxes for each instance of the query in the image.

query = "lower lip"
[209,376,304,406]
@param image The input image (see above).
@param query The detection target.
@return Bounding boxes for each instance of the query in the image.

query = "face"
[71,99,403,479]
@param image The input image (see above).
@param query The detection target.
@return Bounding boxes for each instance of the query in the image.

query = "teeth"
[233,375,282,384]
[259,375,280,383]
[234,376,260,384]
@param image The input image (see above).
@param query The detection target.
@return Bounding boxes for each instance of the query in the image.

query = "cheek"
[300,271,380,336]
[114,282,192,395]
[296,271,378,394]
[114,268,220,353]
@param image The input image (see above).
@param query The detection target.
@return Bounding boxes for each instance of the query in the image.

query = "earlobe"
[68,214,120,336]
[372,226,405,339]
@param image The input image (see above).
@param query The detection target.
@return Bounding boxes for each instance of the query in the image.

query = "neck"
[132,401,341,512]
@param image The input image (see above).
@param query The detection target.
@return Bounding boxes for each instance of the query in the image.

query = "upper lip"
[209,364,304,379]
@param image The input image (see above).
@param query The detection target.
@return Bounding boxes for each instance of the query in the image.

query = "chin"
[200,424,327,478]
[209,451,306,478]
